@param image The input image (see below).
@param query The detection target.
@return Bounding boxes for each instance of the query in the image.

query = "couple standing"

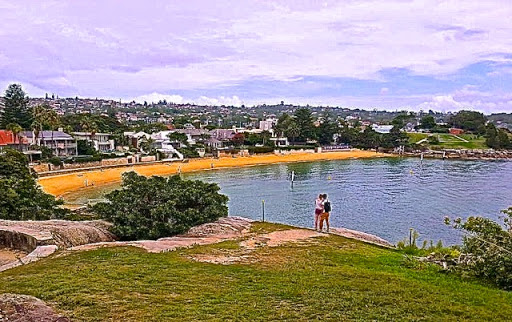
[314,194,331,232]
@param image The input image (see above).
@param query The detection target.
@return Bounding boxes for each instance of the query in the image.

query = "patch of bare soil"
[190,229,324,265]
[0,248,27,266]
[240,229,324,249]
[0,293,69,322]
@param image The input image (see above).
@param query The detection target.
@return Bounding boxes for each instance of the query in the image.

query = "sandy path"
[38,150,389,197]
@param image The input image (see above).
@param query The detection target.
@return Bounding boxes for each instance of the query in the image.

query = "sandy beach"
[38,150,389,197]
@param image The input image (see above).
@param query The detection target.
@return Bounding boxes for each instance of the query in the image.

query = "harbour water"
[64,158,512,244]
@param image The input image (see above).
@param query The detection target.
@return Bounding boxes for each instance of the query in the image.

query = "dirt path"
[38,150,390,197]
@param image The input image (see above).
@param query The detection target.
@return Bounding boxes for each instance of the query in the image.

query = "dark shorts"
[315,209,323,215]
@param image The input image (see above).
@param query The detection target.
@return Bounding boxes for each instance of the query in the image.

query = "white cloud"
[416,87,512,113]
[131,93,184,104]
[194,95,243,106]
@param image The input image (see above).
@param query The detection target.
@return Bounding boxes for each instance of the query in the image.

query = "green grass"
[407,133,488,149]
[1,226,511,321]
[407,133,429,144]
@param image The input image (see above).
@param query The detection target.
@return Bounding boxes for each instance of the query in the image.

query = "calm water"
[65,158,512,244]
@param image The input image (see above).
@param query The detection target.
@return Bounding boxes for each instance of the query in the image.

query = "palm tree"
[32,104,48,146]
[6,123,23,151]
[43,109,60,154]
[286,122,300,145]
[80,118,99,151]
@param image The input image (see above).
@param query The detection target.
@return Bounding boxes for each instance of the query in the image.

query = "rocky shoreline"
[395,149,512,160]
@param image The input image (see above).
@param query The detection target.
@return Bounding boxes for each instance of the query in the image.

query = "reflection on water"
[64,158,512,244]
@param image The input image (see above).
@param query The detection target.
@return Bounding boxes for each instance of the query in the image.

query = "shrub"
[446,208,512,290]
[48,156,63,166]
[92,172,228,240]
[248,146,274,154]
[0,148,68,220]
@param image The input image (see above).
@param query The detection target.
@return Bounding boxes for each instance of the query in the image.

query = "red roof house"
[0,130,29,149]
[449,128,464,135]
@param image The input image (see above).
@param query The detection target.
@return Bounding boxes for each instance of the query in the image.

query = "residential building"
[449,128,464,135]
[72,132,115,153]
[124,131,151,148]
[0,130,30,152]
[205,137,223,149]
[22,130,77,156]
[210,129,236,141]
[372,124,394,134]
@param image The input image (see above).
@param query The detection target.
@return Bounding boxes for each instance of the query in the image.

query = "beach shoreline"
[38,150,391,197]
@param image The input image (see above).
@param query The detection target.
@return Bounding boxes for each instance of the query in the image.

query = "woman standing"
[314,194,324,231]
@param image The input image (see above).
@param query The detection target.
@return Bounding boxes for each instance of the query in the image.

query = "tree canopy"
[0,149,67,220]
[449,110,487,134]
[93,172,229,240]
[1,84,32,129]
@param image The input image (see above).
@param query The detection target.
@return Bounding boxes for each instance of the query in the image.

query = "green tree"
[6,123,23,151]
[449,110,487,134]
[420,115,436,129]
[285,121,300,145]
[274,113,293,137]
[77,140,97,155]
[1,84,32,129]
[317,112,338,145]
[92,172,228,240]
[497,129,511,149]
[485,123,499,149]
[167,132,188,144]
[294,108,316,141]
[447,207,512,290]
[0,149,67,220]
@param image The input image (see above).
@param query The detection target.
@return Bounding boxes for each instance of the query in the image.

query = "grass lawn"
[407,133,429,144]
[1,223,511,321]
[407,133,488,149]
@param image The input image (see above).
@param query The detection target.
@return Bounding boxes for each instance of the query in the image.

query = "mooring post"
[262,199,265,222]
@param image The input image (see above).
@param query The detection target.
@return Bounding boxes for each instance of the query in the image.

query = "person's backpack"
[324,200,331,213]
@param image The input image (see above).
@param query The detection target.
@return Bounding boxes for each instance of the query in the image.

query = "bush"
[178,147,200,158]
[446,208,512,290]
[48,156,63,166]
[64,155,102,163]
[92,172,228,240]
[0,148,68,220]
[427,135,440,145]
[248,146,274,154]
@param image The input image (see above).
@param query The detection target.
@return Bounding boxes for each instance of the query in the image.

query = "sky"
[1,0,512,113]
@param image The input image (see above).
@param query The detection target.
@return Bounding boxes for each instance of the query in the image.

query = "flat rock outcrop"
[72,216,254,253]
[0,220,115,272]
[329,227,394,248]
[0,293,69,321]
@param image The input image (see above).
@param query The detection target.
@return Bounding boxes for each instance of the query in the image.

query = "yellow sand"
[39,150,390,197]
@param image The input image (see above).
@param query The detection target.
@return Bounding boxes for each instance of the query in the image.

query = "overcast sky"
[1,0,512,113]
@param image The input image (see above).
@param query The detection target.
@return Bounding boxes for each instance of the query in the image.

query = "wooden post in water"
[291,170,295,188]
[262,200,265,222]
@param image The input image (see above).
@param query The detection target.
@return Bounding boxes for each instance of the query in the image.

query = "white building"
[259,119,277,131]
[22,130,77,156]
[73,132,115,153]
[372,125,394,134]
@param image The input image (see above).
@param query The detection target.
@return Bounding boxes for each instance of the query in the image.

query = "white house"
[22,130,77,156]
[372,125,394,134]
[72,132,115,153]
